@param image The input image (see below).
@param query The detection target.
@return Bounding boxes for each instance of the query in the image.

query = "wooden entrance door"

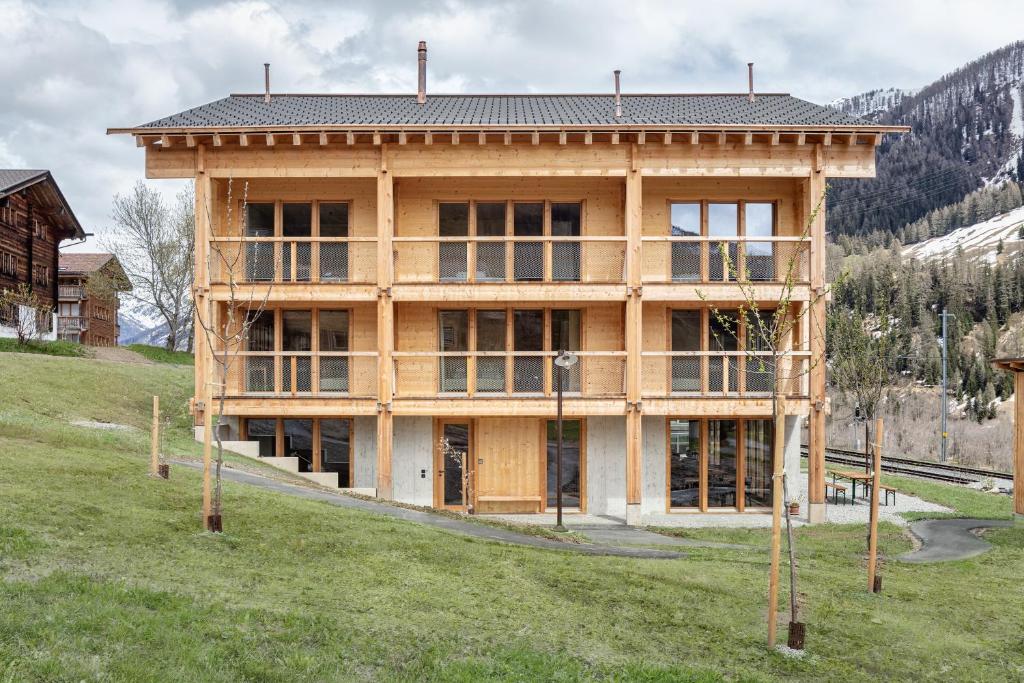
[436,420,472,510]
[475,417,543,514]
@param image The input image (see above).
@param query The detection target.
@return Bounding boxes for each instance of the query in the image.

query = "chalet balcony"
[208,237,377,285]
[393,237,626,285]
[58,286,84,300]
[640,236,810,284]
[640,351,810,398]
[392,351,626,399]
[57,316,87,333]
[220,351,378,397]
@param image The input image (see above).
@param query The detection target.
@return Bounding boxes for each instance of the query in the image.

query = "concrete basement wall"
[641,416,667,515]
[784,415,803,500]
[392,416,433,506]
[586,416,627,518]
[353,416,377,489]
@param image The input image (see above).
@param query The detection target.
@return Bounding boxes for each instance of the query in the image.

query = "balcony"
[641,237,810,284]
[209,237,377,285]
[59,286,84,300]
[220,352,378,397]
[393,351,626,399]
[640,351,810,398]
[57,316,87,333]
[393,237,626,284]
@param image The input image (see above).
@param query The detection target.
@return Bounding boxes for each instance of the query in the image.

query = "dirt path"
[88,347,154,364]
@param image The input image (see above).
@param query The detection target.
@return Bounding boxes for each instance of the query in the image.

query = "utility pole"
[939,308,952,463]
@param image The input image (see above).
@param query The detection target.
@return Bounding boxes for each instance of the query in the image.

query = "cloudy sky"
[3,0,1022,247]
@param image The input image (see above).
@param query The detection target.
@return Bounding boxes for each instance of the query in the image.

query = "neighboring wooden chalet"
[111,45,904,523]
[57,253,131,347]
[1,170,86,339]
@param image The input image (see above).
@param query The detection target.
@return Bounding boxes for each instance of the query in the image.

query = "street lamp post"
[553,349,578,532]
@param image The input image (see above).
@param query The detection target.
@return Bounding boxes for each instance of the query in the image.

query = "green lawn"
[0,353,1022,681]
[126,343,195,365]
[0,337,86,357]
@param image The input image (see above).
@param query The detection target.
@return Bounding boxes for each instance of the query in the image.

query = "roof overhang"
[992,357,1024,373]
[0,171,86,240]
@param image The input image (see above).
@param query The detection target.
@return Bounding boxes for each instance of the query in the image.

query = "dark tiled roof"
[0,169,48,196]
[59,253,115,274]
[133,94,871,130]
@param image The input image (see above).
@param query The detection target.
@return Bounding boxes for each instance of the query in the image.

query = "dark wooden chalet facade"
[57,253,131,346]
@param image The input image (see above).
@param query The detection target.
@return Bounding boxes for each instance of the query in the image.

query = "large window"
[246,418,354,487]
[667,201,777,282]
[546,419,582,508]
[240,200,352,283]
[671,310,701,392]
[242,308,353,394]
[439,310,469,392]
[439,203,470,282]
[321,419,352,487]
[475,310,506,392]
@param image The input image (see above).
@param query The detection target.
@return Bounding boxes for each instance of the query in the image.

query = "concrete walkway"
[172,461,684,559]
[899,518,1015,563]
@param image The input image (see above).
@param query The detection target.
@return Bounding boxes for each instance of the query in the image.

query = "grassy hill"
[0,353,1021,681]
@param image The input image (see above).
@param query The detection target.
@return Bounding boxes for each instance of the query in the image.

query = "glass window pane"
[709,310,739,352]
[246,418,276,458]
[671,310,700,352]
[282,311,312,351]
[246,203,274,237]
[708,203,738,237]
[513,309,543,351]
[707,420,738,508]
[745,203,774,237]
[744,419,773,507]
[439,310,468,351]
[551,203,581,237]
[513,203,543,236]
[442,423,470,506]
[550,310,580,351]
[321,419,351,487]
[246,310,274,351]
[283,419,313,472]
[439,203,469,236]
[670,203,701,236]
[319,203,348,237]
[669,419,701,508]
[476,203,506,236]
[282,203,312,237]
[476,310,506,351]
[546,419,581,507]
[319,310,349,351]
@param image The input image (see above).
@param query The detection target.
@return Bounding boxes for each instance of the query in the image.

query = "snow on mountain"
[903,205,1024,263]
[117,297,171,347]
[829,87,916,119]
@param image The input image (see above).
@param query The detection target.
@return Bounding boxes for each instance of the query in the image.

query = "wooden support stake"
[767,396,787,647]
[150,395,160,476]
[867,418,883,592]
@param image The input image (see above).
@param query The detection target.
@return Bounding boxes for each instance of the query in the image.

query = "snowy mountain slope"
[830,88,916,119]
[903,204,1024,263]
[117,297,171,347]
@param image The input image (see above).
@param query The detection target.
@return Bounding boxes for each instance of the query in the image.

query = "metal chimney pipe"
[417,41,427,105]
[264,63,271,104]
[614,70,622,118]
[747,62,754,102]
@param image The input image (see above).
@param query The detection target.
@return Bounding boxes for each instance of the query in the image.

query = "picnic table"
[831,470,873,501]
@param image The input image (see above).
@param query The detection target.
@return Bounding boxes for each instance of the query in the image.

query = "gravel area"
[823,490,951,525]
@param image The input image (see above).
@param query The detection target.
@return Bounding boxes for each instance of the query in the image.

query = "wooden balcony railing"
[58,286,84,300]
[640,351,811,398]
[218,351,378,397]
[393,351,626,398]
[57,316,87,333]
[640,236,810,284]
[209,237,378,285]
[393,236,627,284]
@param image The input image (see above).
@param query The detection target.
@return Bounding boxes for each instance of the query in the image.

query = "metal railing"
[219,351,378,397]
[393,236,626,284]
[57,316,87,333]
[393,351,626,398]
[640,237,810,284]
[208,237,378,285]
[58,286,84,299]
[640,351,810,397]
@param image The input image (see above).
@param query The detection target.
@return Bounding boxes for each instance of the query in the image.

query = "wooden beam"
[531,131,540,145]
[398,131,407,145]
[559,131,567,145]
[637,131,646,145]
[478,131,486,145]
[185,134,196,148]
[797,132,806,146]
[239,133,249,147]
[847,133,858,145]
[585,132,593,145]
[451,131,459,145]
[822,132,832,146]
[873,132,884,146]
[717,131,727,145]
[212,133,223,147]
[504,131,511,145]
[160,134,172,148]
[807,146,827,520]
[265,133,275,146]
[744,132,753,146]
[373,132,382,146]
[319,132,328,146]
[625,143,643,516]
[771,131,780,146]
[346,131,355,145]
[663,132,672,145]
[292,133,302,146]
[690,131,699,145]
[376,147,395,500]
[611,132,620,145]
[424,131,432,145]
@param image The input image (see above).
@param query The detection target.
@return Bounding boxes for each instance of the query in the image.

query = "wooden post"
[150,395,160,476]
[1016,374,1024,518]
[867,417,883,592]
[806,155,828,524]
[376,147,395,499]
[767,395,786,647]
[624,145,643,524]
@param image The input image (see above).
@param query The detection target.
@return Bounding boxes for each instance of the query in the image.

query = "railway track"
[800,446,1013,486]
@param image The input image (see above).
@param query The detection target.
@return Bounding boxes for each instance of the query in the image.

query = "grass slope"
[1,353,1022,681]
[126,343,195,365]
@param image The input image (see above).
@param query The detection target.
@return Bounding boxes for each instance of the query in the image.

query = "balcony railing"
[393,351,626,398]
[641,237,810,284]
[393,237,626,284]
[640,351,810,398]
[219,351,378,397]
[57,316,87,333]
[58,286,84,300]
[209,237,377,285]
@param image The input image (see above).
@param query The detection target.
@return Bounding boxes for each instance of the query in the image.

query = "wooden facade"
[56,253,131,347]
[116,91,896,520]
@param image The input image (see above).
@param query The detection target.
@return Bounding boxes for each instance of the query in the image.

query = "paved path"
[899,518,1015,563]
[172,461,684,559]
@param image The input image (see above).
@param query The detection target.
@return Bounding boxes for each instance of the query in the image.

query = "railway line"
[800,446,1012,486]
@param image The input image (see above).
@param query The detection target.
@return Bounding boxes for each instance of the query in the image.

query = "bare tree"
[105,182,194,351]
[0,284,52,344]
[192,179,271,531]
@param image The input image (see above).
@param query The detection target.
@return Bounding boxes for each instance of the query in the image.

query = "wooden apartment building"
[57,253,131,346]
[112,46,899,523]
[1,170,86,339]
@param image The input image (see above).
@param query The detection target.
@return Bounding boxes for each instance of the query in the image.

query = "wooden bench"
[825,481,848,505]
[872,484,897,506]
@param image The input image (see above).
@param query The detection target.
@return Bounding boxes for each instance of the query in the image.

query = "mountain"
[828,41,1024,240]
[903,203,1024,264]
[117,297,172,347]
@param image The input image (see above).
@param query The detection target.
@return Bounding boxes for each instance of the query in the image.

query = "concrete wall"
[392,416,433,506]
[585,416,627,518]
[784,415,803,501]
[0,308,57,342]
[640,416,667,515]
[353,416,377,489]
